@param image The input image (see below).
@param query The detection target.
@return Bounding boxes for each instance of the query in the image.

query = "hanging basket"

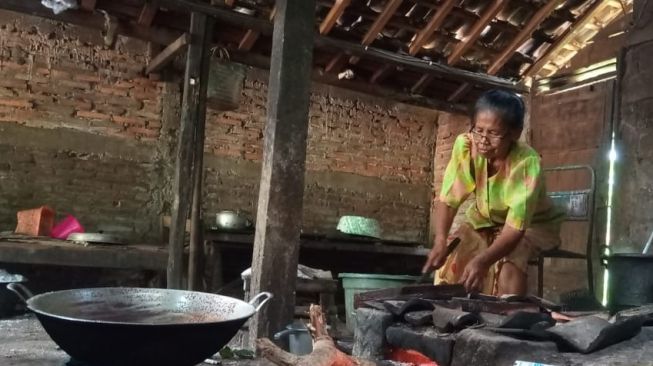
[207,48,247,111]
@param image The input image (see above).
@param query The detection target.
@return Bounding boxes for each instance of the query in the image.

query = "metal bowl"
[215,210,253,231]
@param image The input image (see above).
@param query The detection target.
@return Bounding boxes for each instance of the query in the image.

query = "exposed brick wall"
[0,12,172,242]
[531,83,610,300]
[203,74,439,242]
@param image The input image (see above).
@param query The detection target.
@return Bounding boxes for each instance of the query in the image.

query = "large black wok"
[7,283,271,366]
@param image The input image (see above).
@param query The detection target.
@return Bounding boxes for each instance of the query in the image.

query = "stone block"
[352,308,393,360]
[450,329,565,366]
[386,324,455,366]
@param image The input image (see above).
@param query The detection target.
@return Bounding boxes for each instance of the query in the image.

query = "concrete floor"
[0,315,272,366]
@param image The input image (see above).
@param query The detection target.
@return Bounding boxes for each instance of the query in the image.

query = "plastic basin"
[339,273,418,330]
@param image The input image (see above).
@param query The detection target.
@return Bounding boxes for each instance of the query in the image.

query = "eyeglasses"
[470,128,507,143]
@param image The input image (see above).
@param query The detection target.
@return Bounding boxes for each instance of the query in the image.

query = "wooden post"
[167,11,211,290]
[188,17,214,291]
[248,0,315,341]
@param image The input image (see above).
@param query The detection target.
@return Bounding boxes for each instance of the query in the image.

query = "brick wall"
[0,12,173,242]
[203,73,439,242]
[531,83,611,300]
[0,11,441,244]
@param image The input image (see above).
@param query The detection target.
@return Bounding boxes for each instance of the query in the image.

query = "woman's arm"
[460,225,525,291]
[422,200,459,273]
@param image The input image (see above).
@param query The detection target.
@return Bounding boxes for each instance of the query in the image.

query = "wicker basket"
[207,52,247,111]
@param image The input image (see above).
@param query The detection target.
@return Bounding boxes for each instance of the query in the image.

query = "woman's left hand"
[460,256,490,292]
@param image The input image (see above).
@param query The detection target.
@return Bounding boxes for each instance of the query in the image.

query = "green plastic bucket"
[339,273,418,330]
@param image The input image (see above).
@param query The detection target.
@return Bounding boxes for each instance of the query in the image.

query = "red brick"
[98,86,129,96]
[0,98,33,109]
[112,115,147,126]
[76,110,111,120]
[50,69,72,80]
[126,126,159,138]
[74,74,102,83]
[59,80,92,90]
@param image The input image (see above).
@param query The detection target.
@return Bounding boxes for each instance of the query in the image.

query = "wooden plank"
[238,7,276,51]
[138,0,161,26]
[0,239,168,270]
[167,12,211,290]
[524,0,607,77]
[80,0,97,11]
[319,0,350,35]
[408,0,457,56]
[145,33,191,74]
[447,0,507,65]
[188,17,214,292]
[248,0,316,340]
[360,0,403,46]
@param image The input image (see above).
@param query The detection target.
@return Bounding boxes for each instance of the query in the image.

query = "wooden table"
[0,235,168,270]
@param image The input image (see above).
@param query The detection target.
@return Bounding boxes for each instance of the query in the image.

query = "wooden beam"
[227,49,470,114]
[487,0,563,75]
[412,0,507,94]
[188,17,214,291]
[146,33,191,74]
[168,12,212,290]
[361,0,403,46]
[0,0,178,45]
[238,7,276,51]
[448,0,507,65]
[524,0,606,77]
[249,0,316,341]
[225,0,235,6]
[326,0,402,72]
[448,0,561,102]
[319,0,350,35]
[80,0,97,11]
[138,0,160,27]
[370,64,393,84]
[314,36,527,92]
[408,0,457,56]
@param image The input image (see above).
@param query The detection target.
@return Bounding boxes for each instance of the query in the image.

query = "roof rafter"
[411,0,508,94]
[448,0,563,102]
[319,0,351,35]
[138,0,160,27]
[371,0,457,84]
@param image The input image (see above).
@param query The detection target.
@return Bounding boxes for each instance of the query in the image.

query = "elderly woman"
[423,89,564,296]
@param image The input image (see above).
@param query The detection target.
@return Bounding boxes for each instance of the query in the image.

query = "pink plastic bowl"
[50,215,84,239]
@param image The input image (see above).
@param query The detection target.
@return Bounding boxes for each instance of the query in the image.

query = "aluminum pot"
[605,253,653,311]
[215,210,253,231]
[8,283,272,366]
[0,271,26,318]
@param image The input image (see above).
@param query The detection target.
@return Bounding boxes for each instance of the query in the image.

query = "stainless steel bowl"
[215,211,253,231]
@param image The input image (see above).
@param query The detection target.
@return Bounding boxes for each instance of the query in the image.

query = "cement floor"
[0,315,272,366]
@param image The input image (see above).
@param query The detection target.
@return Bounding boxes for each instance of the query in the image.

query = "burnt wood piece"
[354,284,466,309]
[383,299,436,317]
[146,33,191,74]
[167,12,211,289]
[451,297,540,315]
[248,0,316,341]
[404,310,434,326]
[432,305,481,333]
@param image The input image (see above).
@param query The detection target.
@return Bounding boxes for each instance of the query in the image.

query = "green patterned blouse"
[439,133,564,230]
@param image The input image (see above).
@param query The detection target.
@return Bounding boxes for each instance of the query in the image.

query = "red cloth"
[386,348,439,366]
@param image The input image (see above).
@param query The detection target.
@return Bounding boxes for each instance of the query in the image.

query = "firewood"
[256,305,376,366]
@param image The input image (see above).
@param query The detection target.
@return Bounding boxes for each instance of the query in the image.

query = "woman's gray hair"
[473,89,525,131]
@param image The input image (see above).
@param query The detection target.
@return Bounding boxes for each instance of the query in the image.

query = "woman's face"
[471,110,521,160]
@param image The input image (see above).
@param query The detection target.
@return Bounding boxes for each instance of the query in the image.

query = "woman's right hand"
[422,238,448,274]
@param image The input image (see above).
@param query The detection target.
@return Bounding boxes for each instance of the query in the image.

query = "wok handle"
[249,292,273,312]
[6,282,34,303]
